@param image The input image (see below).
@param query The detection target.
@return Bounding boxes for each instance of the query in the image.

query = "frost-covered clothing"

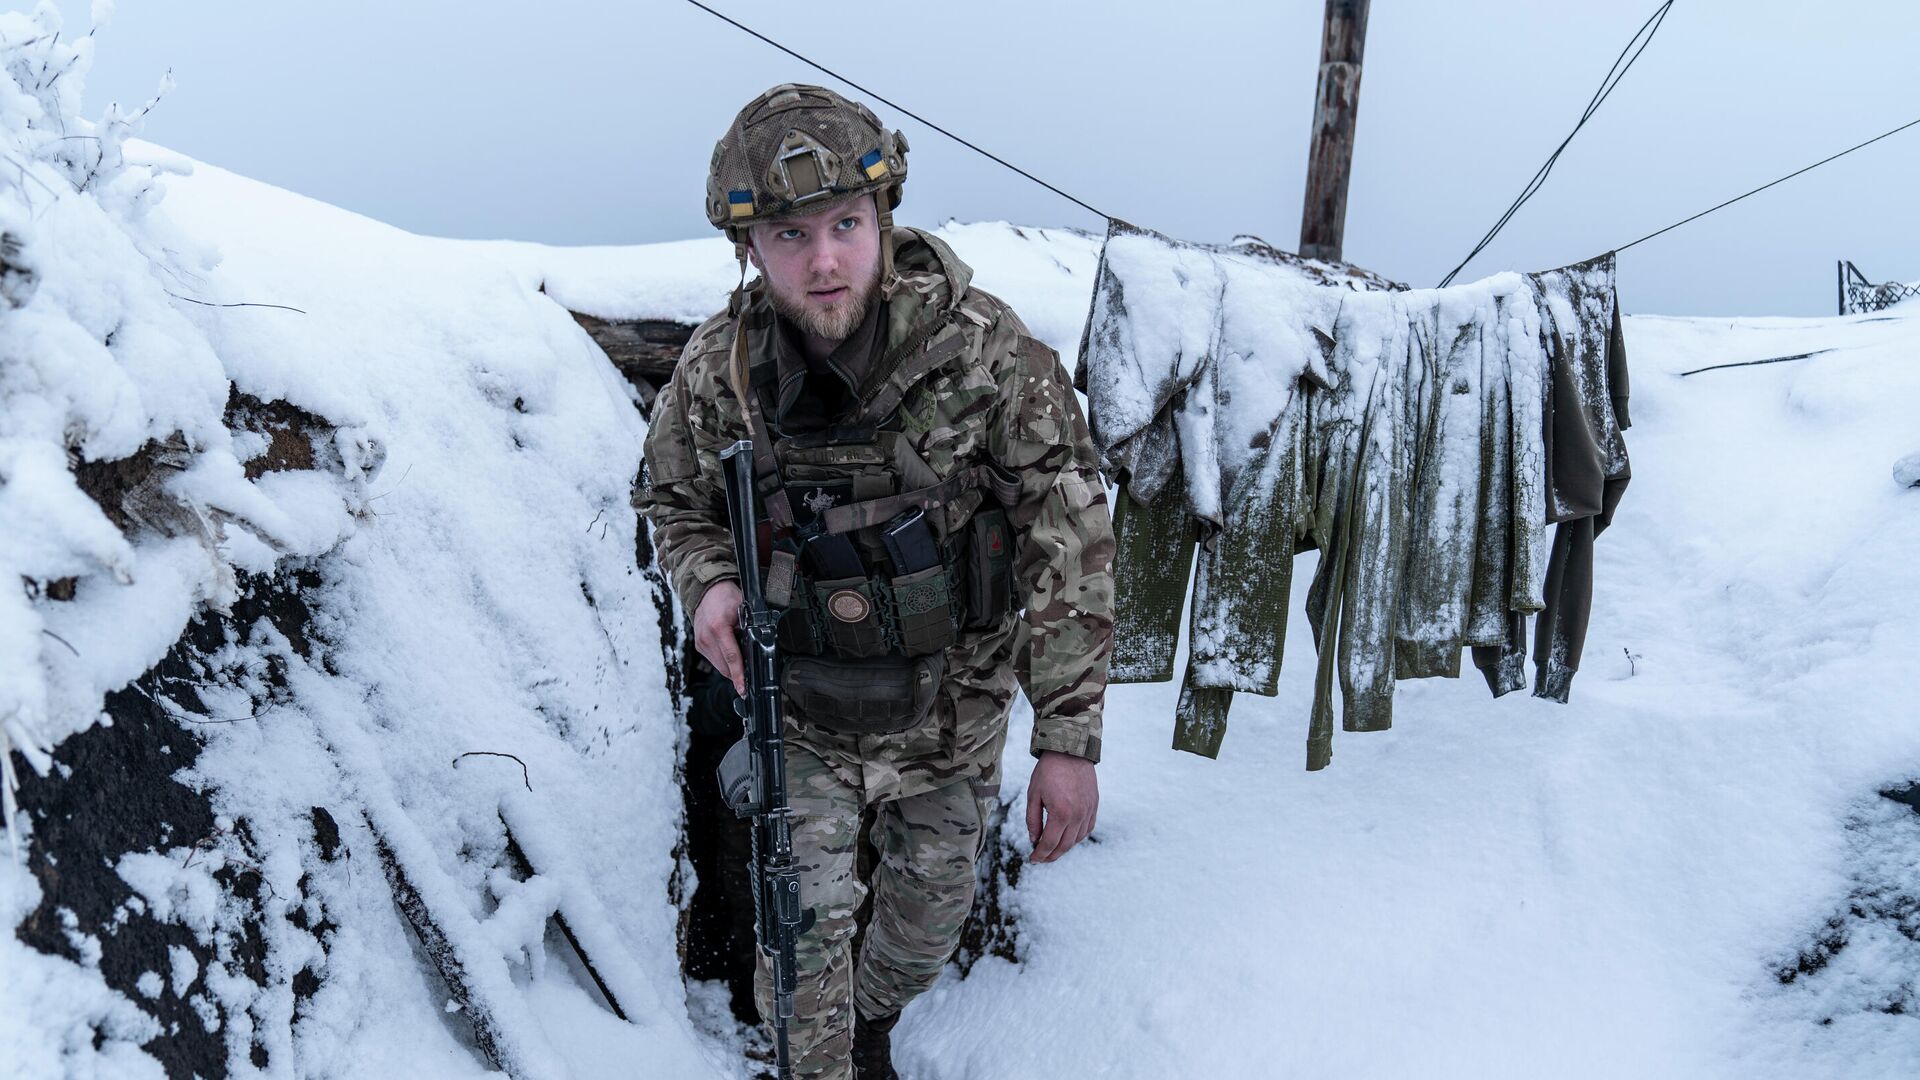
[639,226,1114,796]
[1298,278,1552,767]
[754,745,996,1080]
[1082,221,1629,768]
[1470,257,1632,701]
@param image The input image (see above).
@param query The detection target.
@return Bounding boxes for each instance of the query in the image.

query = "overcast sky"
[59,0,1920,316]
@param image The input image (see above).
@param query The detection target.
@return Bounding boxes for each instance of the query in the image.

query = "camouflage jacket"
[637,227,1114,801]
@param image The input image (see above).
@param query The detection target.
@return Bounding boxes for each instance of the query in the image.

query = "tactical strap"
[728,310,1012,542]
[728,318,800,532]
[816,463,1018,535]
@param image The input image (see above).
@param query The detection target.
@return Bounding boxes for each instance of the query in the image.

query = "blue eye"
[836,217,858,231]
[778,228,802,241]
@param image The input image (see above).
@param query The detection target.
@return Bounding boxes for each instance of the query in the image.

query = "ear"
[745,232,765,273]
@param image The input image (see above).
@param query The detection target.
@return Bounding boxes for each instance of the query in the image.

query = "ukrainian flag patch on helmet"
[860,148,888,181]
[727,190,755,218]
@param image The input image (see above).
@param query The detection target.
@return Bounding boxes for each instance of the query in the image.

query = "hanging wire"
[1614,114,1920,253]
[681,0,1116,223]
[1436,1,1673,287]
[682,0,1916,277]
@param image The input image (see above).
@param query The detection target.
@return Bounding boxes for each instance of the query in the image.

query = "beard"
[766,259,882,344]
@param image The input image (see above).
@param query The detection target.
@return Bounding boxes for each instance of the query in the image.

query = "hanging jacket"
[1470,255,1632,702]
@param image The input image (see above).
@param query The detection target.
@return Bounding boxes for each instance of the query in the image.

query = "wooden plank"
[569,313,696,411]
[371,828,529,1077]
[501,822,630,1022]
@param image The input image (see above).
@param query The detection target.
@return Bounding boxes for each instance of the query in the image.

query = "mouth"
[806,285,850,304]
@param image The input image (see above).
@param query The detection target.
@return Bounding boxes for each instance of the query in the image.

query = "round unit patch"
[826,589,871,623]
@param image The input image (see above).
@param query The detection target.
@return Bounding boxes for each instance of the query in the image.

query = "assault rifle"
[716,439,814,1080]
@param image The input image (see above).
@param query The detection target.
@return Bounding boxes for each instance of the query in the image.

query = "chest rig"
[725,313,1018,732]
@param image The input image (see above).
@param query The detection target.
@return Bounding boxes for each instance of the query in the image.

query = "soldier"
[638,84,1114,1080]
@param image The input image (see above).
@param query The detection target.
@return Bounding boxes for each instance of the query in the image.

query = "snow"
[1897,451,1920,488]
[5,9,1920,1076]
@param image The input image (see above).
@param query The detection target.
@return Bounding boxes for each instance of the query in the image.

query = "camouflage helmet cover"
[706,83,909,239]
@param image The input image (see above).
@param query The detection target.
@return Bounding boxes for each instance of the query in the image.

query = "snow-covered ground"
[908,307,1920,1080]
[7,10,1920,1077]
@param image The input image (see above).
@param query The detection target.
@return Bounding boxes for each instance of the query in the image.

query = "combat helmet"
[707,83,911,300]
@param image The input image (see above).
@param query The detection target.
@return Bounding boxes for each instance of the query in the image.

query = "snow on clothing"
[1470,259,1634,703]
[1082,221,1629,769]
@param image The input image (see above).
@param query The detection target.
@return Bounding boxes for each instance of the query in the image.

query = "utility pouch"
[889,564,957,656]
[812,575,890,658]
[783,654,944,735]
[964,508,1014,629]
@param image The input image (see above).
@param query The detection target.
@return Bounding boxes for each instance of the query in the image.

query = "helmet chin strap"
[728,235,751,317]
[876,200,900,301]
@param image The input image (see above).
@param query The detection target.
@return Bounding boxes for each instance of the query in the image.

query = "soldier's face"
[748,194,883,344]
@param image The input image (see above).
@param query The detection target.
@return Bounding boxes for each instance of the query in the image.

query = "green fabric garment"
[1472,256,1633,702]
[1084,221,1631,770]
[1109,482,1194,686]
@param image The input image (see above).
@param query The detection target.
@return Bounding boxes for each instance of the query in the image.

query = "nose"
[804,234,839,279]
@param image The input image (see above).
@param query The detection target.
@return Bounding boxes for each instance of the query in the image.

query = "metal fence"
[1838,260,1920,315]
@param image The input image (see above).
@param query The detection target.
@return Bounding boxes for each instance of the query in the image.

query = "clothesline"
[679,0,1918,273]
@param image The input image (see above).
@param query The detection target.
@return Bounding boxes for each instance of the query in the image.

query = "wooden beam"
[1298,0,1371,263]
[568,313,695,412]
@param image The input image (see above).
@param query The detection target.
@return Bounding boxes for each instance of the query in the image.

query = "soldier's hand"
[693,580,747,696]
[1025,750,1098,864]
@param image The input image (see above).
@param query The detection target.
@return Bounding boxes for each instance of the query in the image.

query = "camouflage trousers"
[755,742,995,1080]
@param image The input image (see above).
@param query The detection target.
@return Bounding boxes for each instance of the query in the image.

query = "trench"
[8,315,1020,1076]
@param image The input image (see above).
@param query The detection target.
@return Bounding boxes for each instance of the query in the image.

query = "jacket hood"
[889,225,973,311]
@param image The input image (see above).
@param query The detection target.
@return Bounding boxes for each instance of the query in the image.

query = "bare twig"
[181,834,216,870]
[165,291,307,315]
[1680,349,1835,377]
[128,70,173,121]
[452,751,533,792]
[174,701,283,725]
[40,629,80,656]
[366,464,413,503]
[36,49,79,89]
[0,150,60,199]
[132,681,282,724]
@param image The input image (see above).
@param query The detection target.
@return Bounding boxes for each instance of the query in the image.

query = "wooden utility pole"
[1298,0,1370,263]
